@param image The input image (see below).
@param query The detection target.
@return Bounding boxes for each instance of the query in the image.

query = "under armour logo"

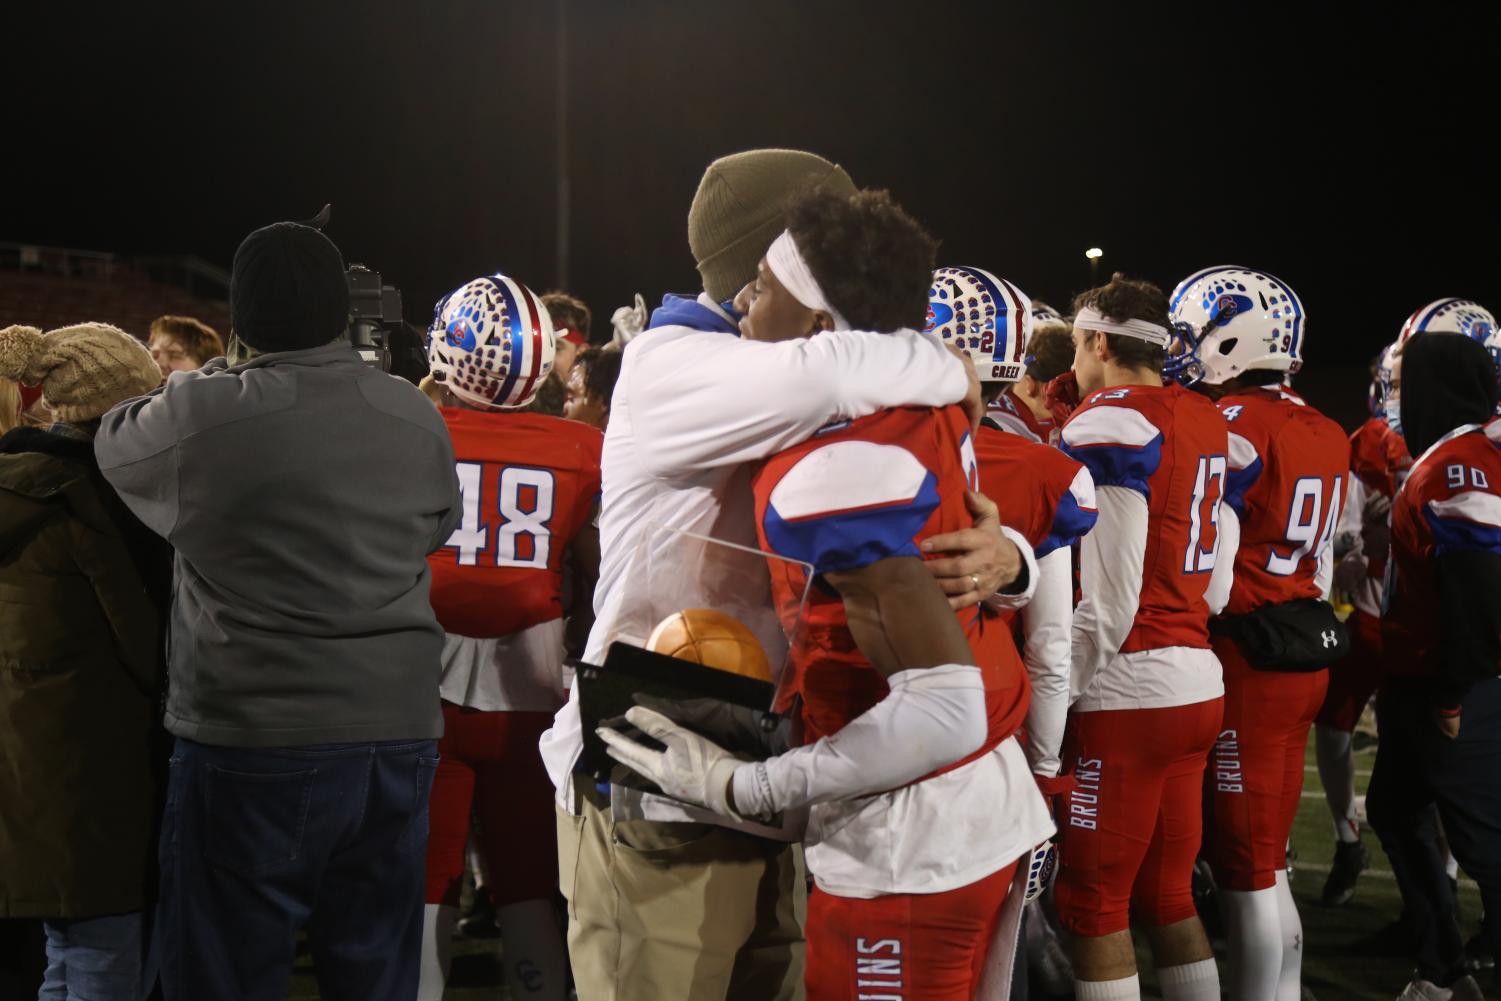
[514,960,544,993]
[1321,630,1338,648]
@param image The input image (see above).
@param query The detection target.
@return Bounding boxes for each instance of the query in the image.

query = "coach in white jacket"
[540,149,1037,1001]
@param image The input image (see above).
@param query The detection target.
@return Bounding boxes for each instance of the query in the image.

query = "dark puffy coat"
[0,426,169,918]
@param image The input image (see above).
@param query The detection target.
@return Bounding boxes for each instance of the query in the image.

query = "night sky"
[5,1,1495,428]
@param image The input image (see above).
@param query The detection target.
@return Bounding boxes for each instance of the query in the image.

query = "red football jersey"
[1218,387,1351,616]
[752,406,1027,770]
[1062,383,1229,653]
[428,408,602,638]
[976,424,1096,556]
[1386,425,1501,677]
[974,422,1097,643]
[985,389,1057,445]
[1350,417,1413,500]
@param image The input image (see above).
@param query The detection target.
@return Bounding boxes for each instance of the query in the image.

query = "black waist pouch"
[1210,598,1349,672]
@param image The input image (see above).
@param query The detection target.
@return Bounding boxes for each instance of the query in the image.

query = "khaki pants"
[557,784,804,1001]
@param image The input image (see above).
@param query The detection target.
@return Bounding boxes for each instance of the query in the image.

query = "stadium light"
[1085,247,1103,260]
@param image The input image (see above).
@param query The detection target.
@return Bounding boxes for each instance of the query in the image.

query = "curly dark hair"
[575,347,623,407]
[786,189,937,333]
[1071,272,1171,371]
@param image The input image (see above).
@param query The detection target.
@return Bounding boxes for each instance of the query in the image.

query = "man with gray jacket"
[96,220,460,1001]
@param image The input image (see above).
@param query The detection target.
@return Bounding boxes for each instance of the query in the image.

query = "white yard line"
[1294,860,1479,891]
[1306,765,1372,778]
[1301,792,1364,802]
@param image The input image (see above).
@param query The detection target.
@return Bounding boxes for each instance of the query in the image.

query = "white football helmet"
[925,266,1033,382]
[427,274,556,410]
[1397,298,1497,347]
[1030,301,1063,327]
[1166,266,1305,387]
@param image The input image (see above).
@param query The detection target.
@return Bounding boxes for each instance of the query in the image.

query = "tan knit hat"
[688,149,857,302]
[0,323,162,423]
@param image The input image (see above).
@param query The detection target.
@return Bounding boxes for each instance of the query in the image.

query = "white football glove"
[597,706,748,818]
[610,293,649,349]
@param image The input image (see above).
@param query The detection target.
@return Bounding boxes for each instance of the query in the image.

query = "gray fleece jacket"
[95,342,460,747]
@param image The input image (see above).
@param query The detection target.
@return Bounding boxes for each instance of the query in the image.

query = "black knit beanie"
[1399,332,1499,457]
[230,222,350,352]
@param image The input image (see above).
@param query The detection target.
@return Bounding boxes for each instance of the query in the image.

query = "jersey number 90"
[443,461,556,569]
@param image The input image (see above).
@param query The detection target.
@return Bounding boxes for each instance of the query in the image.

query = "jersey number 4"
[443,461,556,569]
[1266,475,1343,576]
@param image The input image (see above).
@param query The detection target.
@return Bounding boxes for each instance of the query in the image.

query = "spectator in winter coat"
[0,322,170,1001]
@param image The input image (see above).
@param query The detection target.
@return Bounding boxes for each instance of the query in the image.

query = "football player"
[562,347,622,431]
[417,273,603,1001]
[926,266,1098,789]
[1167,267,1350,1001]
[981,314,1077,446]
[926,267,1099,998]
[1373,331,1500,1001]
[600,190,1052,1001]
[1054,274,1229,1001]
[1317,344,1411,906]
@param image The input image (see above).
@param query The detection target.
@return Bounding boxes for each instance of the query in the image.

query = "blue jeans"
[154,738,439,1001]
[40,913,144,1001]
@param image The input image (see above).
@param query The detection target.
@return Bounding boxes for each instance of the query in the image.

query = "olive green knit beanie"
[688,149,856,302]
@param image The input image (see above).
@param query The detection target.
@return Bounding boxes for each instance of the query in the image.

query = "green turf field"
[286,718,1489,999]
[1131,729,1487,1000]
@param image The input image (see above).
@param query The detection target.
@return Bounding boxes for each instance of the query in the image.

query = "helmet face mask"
[924,266,1033,384]
[1166,266,1304,388]
[1164,321,1208,387]
[427,274,556,410]
[1375,342,1399,408]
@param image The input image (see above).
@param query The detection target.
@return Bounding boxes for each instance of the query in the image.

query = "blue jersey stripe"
[1060,435,1163,501]
[1425,507,1501,557]
[1223,456,1264,519]
[1037,488,1099,559]
[764,472,942,575]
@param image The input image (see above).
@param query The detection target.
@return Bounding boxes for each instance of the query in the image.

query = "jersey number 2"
[444,462,556,569]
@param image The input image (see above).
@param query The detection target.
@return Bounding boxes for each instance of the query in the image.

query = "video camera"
[346,263,430,383]
[346,263,404,371]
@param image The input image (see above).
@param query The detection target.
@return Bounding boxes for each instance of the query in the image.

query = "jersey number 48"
[443,461,556,569]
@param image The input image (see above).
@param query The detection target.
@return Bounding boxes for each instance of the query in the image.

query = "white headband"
[1073,305,1170,346]
[765,230,850,331]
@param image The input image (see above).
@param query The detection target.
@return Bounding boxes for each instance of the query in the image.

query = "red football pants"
[424,703,557,908]
[1203,635,1328,891]
[1054,698,1224,936]
[804,861,1018,1001]
[1316,608,1385,732]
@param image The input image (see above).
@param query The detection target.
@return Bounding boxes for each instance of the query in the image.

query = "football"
[646,608,772,683]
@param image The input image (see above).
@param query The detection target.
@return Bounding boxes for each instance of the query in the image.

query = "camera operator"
[95,220,461,1001]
